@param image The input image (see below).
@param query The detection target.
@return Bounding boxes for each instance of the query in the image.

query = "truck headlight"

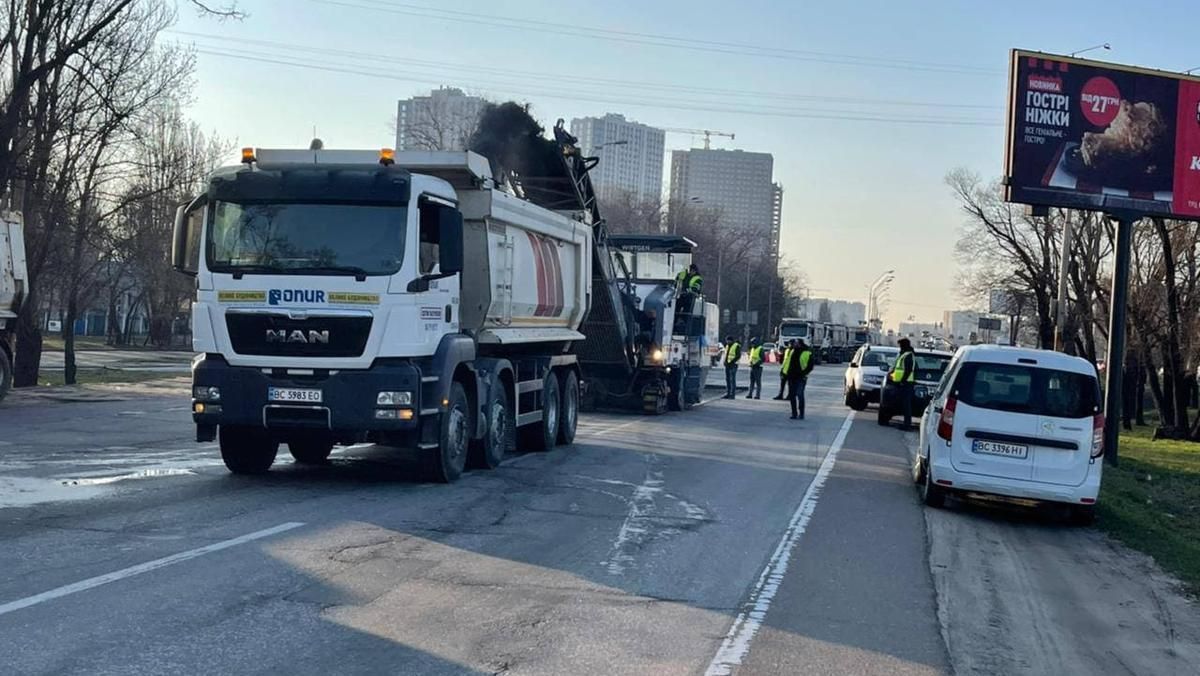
[377,391,413,406]
[193,386,221,401]
[651,349,664,363]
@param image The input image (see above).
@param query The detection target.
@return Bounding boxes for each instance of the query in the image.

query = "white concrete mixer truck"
[172,147,592,482]
[0,210,27,403]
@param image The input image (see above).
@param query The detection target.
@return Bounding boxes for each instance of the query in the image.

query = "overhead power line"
[304,0,1003,76]
[183,45,1003,127]
[168,30,1002,111]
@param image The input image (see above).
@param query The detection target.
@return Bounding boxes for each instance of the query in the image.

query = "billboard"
[1005,50,1200,219]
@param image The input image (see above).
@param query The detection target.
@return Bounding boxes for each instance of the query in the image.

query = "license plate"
[268,387,323,403]
[972,439,1028,459]
[915,386,928,398]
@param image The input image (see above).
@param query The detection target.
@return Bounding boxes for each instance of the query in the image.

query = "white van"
[913,345,1104,524]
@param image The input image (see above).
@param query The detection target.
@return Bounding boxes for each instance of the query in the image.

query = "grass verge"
[1098,425,1200,594]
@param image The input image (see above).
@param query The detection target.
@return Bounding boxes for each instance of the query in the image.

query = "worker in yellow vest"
[891,337,918,429]
[773,340,794,400]
[746,338,765,399]
[785,338,815,420]
[723,335,742,399]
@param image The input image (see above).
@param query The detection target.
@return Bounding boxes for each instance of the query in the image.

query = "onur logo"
[266,329,330,344]
[268,289,326,305]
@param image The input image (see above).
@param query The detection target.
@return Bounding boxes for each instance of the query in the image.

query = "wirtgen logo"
[268,289,326,305]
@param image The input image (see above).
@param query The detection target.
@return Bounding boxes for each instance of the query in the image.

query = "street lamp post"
[867,270,895,324]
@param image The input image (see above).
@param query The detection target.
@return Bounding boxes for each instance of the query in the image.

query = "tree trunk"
[12,294,43,388]
[1152,218,1191,435]
[1036,292,1055,349]
[1135,367,1147,427]
[63,296,78,385]
[1144,350,1167,425]
[107,295,121,346]
[1122,350,1139,431]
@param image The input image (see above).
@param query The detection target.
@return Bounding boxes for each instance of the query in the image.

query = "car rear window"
[862,351,895,367]
[953,362,1100,418]
[914,354,951,382]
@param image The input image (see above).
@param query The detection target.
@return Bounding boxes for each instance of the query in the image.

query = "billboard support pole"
[1102,212,1136,468]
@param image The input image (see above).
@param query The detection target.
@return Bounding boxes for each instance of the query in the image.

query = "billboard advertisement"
[1005,50,1200,219]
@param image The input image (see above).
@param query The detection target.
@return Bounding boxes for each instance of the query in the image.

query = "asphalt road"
[1,365,1196,675]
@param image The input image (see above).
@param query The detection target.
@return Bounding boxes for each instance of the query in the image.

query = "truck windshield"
[207,201,406,276]
[779,323,808,338]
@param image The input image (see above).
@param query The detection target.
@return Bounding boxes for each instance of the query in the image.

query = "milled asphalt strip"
[703,411,856,676]
[0,522,305,617]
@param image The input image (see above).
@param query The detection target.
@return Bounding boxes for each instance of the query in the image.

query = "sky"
[169,0,1200,327]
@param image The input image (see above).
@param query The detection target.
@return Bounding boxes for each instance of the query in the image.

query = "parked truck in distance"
[172,147,592,482]
[0,211,27,403]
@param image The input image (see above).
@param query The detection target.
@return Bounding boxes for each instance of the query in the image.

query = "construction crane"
[663,128,735,150]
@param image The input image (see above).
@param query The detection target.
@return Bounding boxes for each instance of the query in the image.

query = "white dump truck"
[0,211,27,402]
[172,147,593,481]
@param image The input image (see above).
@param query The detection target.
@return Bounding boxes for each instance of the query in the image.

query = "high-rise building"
[395,87,488,151]
[669,148,779,260]
[569,114,665,204]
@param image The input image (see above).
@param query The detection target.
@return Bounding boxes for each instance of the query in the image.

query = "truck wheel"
[288,438,333,464]
[469,381,511,470]
[521,372,560,452]
[220,426,279,475]
[426,381,470,483]
[0,348,11,403]
[557,370,579,445]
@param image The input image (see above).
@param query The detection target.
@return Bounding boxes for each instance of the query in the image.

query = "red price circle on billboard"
[1080,76,1121,127]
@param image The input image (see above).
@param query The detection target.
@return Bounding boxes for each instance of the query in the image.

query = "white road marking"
[601,470,665,575]
[703,411,856,676]
[0,522,305,617]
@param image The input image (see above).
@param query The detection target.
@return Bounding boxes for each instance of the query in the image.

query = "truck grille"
[226,313,372,358]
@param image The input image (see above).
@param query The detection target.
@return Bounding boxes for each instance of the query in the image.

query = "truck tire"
[0,347,11,404]
[220,426,279,475]
[469,381,511,470]
[425,381,470,483]
[288,438,333,464]
[557,370,579,445]
[521,372,559,453]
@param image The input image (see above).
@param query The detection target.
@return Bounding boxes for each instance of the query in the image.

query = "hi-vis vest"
[725,341,741,365]
[798,349,813,372]
[781,347,794,375]
[688,274,703,292]
[891,351,916,384]
[749,346,764,366]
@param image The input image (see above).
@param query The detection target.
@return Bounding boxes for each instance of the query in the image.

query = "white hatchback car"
[913,345,1104,524]
[843,345,899,410]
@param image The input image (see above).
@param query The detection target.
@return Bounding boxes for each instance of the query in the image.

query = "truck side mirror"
[438,206,463,275]
[172,195,207,276]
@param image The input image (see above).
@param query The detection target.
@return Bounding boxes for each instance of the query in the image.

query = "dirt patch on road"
[926,503,1200,675]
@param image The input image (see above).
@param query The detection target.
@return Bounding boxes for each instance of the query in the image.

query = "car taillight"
[937,397,957,441]
[1091,414,1105,458]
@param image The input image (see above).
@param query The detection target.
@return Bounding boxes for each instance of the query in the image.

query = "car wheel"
[1069,505,1096,526]
[469,380,511,470]
[922,461,946,508]
[850,388,867,411]
[912,452,927,485]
